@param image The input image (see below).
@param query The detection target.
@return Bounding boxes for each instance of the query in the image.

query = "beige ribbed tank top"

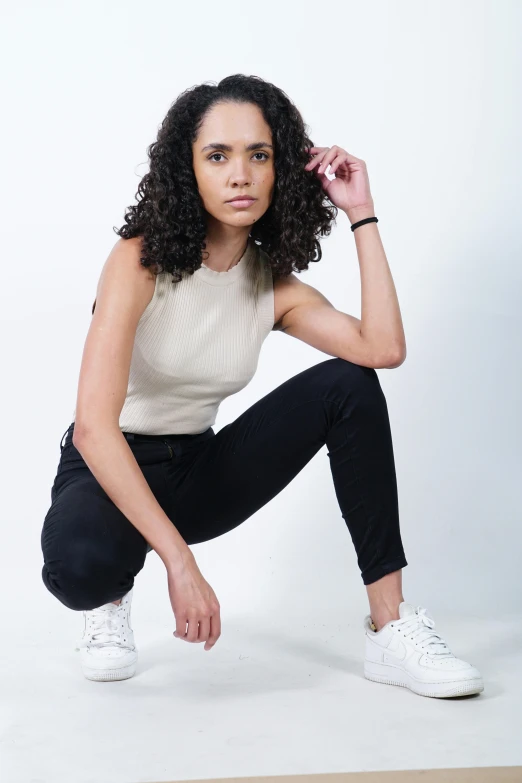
[72,238,275,435]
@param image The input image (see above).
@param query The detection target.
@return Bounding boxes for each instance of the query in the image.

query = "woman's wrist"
[345,202,375,224]
[162,544,195,574]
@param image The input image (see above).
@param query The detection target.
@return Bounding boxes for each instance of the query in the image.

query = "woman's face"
[192,101,275,229]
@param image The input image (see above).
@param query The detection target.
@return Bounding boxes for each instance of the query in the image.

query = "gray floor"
[2,579,521,783]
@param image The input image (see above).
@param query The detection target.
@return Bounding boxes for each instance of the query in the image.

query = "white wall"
[2,0,520,630]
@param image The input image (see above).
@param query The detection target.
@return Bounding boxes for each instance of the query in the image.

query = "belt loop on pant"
[60,425,71,451]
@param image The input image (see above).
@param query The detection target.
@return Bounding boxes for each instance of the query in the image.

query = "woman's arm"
[347,203,407,364]
[72,237,192,572]
[73,426,192,572]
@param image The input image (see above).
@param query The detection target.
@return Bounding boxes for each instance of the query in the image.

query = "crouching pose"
[41,74,483,699]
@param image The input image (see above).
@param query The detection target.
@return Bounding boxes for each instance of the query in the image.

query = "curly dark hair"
[113,73,338,289]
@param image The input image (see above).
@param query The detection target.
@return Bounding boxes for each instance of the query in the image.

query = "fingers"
[323,153,346,175]
[185,614,201,642]
[204,613,221,651]
[174,617,197,641]
[174,618,188,638]
[305,151,336,182]
[197,616,211,644]
[176,613,203,642]
[305,145,362,176]
[174,609,221,649]
[305,150,328,171]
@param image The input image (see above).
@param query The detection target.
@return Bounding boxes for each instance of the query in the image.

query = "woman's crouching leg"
[41,480,149,611]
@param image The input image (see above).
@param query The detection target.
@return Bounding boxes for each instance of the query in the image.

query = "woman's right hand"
[166,552,221,651]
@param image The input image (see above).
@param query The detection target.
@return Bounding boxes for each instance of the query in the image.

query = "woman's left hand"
[305,145,374,214]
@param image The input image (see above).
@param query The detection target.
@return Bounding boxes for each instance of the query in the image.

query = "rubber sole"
[80,650,138,682]
[364,660,484,698]
[82,661,137,681]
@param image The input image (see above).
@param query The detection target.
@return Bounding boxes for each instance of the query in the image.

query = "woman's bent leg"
[41,474,149,610]
[40,432,169,610]
[162,357,408,586]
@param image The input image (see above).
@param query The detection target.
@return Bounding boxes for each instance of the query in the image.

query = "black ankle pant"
[41,358,408,610]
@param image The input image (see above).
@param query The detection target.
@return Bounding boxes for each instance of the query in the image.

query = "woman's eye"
[208,152,269,162]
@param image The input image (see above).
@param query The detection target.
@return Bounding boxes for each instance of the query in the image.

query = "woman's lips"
[226,198,256,207]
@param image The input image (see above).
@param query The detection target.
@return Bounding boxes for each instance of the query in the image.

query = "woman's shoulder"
[120,236,162,274]
[90,236,160,316]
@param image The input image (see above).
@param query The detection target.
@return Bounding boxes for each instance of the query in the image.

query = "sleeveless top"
[71,238,275,435]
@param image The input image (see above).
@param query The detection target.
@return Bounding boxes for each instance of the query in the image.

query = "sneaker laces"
[81,602,128,649]
[395,606,452,656]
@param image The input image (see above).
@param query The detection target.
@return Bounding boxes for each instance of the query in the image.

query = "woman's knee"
[41,540,132,611]
[315,357,383,401]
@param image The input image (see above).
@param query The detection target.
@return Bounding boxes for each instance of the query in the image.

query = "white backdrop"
[2,0,520,655]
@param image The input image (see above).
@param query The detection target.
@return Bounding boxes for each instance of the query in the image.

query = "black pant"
[41,358,408,610]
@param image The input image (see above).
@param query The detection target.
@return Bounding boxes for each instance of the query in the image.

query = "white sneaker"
[77,588,138,681]
[363,601,484,698]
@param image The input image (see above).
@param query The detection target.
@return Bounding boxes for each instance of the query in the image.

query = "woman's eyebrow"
[201,141,274,153]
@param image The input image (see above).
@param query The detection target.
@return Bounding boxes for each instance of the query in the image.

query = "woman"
[41,74,483,698]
